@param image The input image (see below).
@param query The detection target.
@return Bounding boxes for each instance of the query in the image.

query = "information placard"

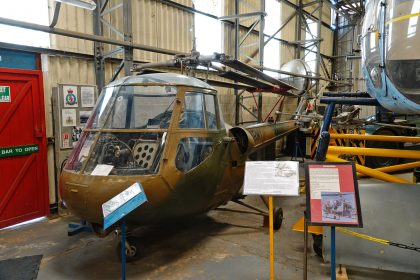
[102,182,148,230]
[243,161,299,196]
[306,162,362,227]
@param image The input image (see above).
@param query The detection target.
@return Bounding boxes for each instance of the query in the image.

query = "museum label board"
[243,161,299,196]
[243,161,299,280]
[102,182,148,230]
[305,162,363,227]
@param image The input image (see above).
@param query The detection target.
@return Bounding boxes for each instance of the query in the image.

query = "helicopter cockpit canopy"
[385,0,420,104]
[362,0,420,109]
[64,73,223,176]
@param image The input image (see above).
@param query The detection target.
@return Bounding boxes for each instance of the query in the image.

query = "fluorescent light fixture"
[55,0,96,10]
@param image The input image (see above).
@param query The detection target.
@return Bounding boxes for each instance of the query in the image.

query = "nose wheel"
[117,236,141,262]
[231,198,284,230]
[273,207,284,230]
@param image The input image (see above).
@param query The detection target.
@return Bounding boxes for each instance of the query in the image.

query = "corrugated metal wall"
[49,0,193,60]
[48,0,94,54]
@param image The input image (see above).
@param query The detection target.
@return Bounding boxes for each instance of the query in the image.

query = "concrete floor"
[1,194,419,280]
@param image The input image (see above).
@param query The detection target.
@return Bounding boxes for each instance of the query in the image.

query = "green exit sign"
[0,86,11,102]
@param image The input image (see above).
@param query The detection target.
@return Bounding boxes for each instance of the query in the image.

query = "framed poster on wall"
[305,162,363,227]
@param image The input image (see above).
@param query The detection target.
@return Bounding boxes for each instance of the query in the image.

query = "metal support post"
[93,2,105,91]
[269,195,275,280]
[93,0,134,91]
[315,0,323,94]
[123,0,133,76]
[295,0,303,59]
[259,0,265,69]
[256,0,265,159]
[234,0,240,125]
[331,226,336,280]
[315,102,335,161]
[235,91,240,125]
[121,218,126,280]
[303,211,308,280]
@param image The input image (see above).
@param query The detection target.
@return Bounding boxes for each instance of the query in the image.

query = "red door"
[0,68,49,228]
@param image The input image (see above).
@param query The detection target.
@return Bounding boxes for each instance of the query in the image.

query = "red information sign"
[306,162,362,227]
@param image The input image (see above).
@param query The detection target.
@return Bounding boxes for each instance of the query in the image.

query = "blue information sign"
[102,182,148,230]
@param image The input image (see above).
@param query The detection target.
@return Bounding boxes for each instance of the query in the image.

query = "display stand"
[268,196,274,279]
[243,161,300,280]
[330,226,336,280]
[121,218,127,280]
[68,220,92,236]
[303,212,308,280]
[102,182,148,280]
[305,162,362,280]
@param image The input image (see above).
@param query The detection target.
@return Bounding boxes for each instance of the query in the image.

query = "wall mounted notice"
[309,167,340,199]
[0,144,38,158]
[63,85,78,107]
[243,161,299,196]
[62,109,76,127]
[0,86,11,102]
[306,162,363,227]
[62,133,70,148]
[79,111,91,124]
[81,86,95,107]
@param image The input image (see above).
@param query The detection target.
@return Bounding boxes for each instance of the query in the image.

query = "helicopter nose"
[59,171,173,224]
[59,175,90,221]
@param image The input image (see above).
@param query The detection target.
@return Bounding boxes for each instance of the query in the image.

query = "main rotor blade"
[220,58,298,90]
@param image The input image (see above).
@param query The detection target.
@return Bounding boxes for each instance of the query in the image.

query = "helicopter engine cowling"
[230,120,298,155]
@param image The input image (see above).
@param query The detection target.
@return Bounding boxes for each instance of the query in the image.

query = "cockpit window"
[64,131,97,172]
[361,0,382,88]
[82,132,167,175]
[179,92,205,128]
[104,85,177,129]
[179,92,220,129]
[175,137,214,173]
[86,86,118,129]
[385,0,420,102]
[204,94,218,129]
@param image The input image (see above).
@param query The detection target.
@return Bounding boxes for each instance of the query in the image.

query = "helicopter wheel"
[312,234,323,257]
[117,236,141,262]
[273,207,283,230]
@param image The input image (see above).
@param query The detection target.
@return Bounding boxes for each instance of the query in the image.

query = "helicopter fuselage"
[59,73,297,230]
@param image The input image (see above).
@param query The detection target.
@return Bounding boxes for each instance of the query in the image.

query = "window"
[79,132,166,175]
[304,19,318,74]
[204,94,218,129]
[179,92,219,129]
[264,0,281,77]
[0,0,49,47]
[175,137,214,173]
[330,8,337,30]
[98,86,177,129]
[65,131,97,172]
[193,0,222,55]
[179,93,205,129]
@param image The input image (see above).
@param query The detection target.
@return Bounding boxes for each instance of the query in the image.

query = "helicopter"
[59,70,300,251]
[361,0,420,114]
